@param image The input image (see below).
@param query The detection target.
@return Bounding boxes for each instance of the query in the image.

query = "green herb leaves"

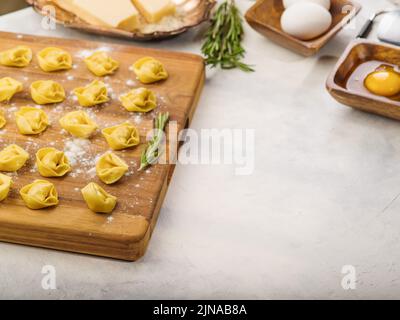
[138,112,170,171]
[202,0,253,72]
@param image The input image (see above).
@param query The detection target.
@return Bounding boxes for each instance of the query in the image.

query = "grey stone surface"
[0,0,399,299]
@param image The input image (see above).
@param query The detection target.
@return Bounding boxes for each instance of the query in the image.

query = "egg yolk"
[364,66,400,97]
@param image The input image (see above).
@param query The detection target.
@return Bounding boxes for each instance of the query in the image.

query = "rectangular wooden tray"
[326,39,400,120]
[0,31,205,261]
[245,0,361,56]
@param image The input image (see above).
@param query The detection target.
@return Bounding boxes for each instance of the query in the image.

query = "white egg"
[281,2,332,40]
[283,0,331,10]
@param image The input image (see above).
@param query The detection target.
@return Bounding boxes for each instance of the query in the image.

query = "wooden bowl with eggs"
[245,0,361,56]
[327,40,400,121]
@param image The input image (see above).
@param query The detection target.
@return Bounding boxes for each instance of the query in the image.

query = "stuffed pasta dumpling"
[84,51,119,77]
[102,122,140,150]
[119,87,157,112]
[36,147,71,177]
[96,152,128,184]
[0,110,6,129]
[20,179,58,209]
[81,182,117,213]
[0,144,29,172]
[15,106,49,135]
[0,77,23,102]
[37,47,72,72]
[74,80,109,107]
[59,110,98,138]
[30,80,65,104]
[133,57,168,84]
[0,45,32,67]
[0,173,12,202]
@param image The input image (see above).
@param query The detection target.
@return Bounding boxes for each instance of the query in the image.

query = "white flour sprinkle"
[64,138,90,167]
[87,167,96,178]
[107,216,114,223]
[133,115,142,125]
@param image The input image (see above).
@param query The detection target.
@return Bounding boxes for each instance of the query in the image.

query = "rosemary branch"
[138,112,170,171]
[201,0,253,72]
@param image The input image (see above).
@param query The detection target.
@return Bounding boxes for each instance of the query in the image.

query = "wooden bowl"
[26,0,216,41]
[326,40,400,121]
[245,0,361,56]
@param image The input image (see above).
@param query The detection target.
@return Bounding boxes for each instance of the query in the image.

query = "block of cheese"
[131,0,176,23]
[54,0,139,31]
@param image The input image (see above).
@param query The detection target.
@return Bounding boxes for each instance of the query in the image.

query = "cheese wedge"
[54,0,139,31]
[131,0,176,23]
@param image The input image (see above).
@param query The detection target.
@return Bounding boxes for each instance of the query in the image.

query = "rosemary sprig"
[201,0,253,72]
[138,112,170,171]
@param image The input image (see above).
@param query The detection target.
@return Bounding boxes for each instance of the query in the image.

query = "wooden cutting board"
[0,31,205,261]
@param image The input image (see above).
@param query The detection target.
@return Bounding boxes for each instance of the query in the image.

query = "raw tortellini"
[102,122,140,150]
[15,106,49,135]
[30,80,66,104]
[74,80,109,107]
[0,144,29,172]
[96,152,128,184]
[0,77,23,102]
[20,179,59,209]
[59,110,98,138]
[119,87,157,112]
[81,182,117,213]
[36,147,71,177]
[0,173,12,202]
[84,51,120,77]
[0,45,32,67]
[133,57,168,84]
[0,110,6,129]
[37,47,72,72]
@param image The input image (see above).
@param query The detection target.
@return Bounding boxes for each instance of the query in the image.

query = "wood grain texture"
[245,0,361,56]
[326,39,400,121]
[0,31,205,261]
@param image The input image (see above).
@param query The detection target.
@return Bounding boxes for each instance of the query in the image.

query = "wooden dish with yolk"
[327,40,400,121]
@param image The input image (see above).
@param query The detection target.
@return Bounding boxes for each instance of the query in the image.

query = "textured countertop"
[0,0,399,299]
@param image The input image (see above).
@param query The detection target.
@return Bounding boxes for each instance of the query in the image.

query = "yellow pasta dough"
[96,152,128,184]
[102,122,140,150]
[74,80,109,107]
[133,57,168,84]
[0,173,12,202]
[36,147,71,177]
[84,51,120,77]
[37,47,72,72]
[20,179,59,210]
[81,182,117,213]
[59,110,98,138]
[0,45,32,67]
[16,106,49,135]
[0,77,23,102]
[0,144,29,172]
[0,110,6,129]
[119,87,157,112]
[30,80,66,104]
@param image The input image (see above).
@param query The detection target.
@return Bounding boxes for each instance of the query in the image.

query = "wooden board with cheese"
[27,0,216,40]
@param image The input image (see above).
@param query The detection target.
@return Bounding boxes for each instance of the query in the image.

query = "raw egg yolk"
[364,66,400,97]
